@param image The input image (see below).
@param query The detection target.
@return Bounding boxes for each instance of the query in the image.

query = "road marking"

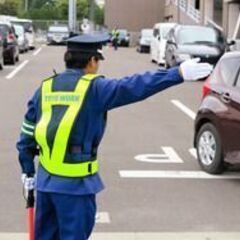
[171,100,196,120]
[95,212,110,223]
[6,60,29,79]
[33,47,42,56]
[2,232,240,240]
[189,148,197,159]
[119,170,240,179]
[135,147,183,163]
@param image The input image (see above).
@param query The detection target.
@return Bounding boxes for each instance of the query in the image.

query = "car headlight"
[176,53,192,62]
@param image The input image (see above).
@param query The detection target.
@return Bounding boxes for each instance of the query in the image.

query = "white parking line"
[5,60,29,79]
[171,100,196,120]
[33,47,42,56]
[119,170,240,179]
[189,148,197,159]
[96,212,111,224]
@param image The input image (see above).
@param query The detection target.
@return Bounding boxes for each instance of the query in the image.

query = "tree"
[0,0,21,16]
[94,4,104,25]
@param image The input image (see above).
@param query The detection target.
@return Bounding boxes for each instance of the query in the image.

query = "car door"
[151,27,159,61]
[218,57,240,153]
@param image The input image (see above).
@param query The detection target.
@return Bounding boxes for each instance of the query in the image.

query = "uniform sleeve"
[16,89,40,174]
[95,67,183,112]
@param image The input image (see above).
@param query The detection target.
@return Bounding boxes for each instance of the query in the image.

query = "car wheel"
[0,59,3,70]
[196,123,224,174]
[16,55,19,62]
[9,54,16,65]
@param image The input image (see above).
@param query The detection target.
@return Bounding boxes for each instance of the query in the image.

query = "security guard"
[17,33,213,240]
[111,28,120,50]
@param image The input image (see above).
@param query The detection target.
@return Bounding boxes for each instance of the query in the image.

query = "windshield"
[161,26,174,39]
[49,26,69,33]
[178,27,217,45]
[141,30,153,37]
[12,21,33,32]
[14,25,24,35]
[119,30,127,37]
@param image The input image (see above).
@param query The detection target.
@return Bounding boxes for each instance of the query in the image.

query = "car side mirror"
[227,39,235,46]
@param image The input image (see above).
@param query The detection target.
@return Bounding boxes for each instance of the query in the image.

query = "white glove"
[21,174,35,191]
[180,58,213,81]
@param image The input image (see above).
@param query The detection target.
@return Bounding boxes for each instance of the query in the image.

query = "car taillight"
[7,33,15,43]
[202,78,211,98]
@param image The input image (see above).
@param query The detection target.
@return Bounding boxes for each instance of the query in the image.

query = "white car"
[138,29,153,53]
[11,19,35,50]
[150,22,176,66]
[47,25,69,45]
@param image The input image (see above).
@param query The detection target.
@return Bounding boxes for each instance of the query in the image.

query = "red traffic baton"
[26,188,35,240]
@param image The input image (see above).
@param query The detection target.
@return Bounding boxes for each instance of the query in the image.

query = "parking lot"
[0,45,240,239]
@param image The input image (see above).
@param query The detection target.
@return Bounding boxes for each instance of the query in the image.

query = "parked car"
[0,21,19,65]
[118,29,130,47]
[137,29,153,53]
[150,22,176,66]
[47,25,69,45]
[194,52,240,174]
[13,24,28,53]
[165,25,233,68]
[0,31,4,70]
[11,19,35,50]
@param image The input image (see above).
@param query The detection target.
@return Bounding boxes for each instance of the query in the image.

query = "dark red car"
[194,52,240,174]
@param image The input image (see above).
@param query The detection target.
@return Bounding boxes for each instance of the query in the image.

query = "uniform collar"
[66,68,84,75]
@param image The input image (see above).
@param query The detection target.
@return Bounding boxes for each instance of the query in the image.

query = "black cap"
[67,32,110,60]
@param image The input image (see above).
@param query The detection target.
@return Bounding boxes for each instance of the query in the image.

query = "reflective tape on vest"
[35,74,99,178]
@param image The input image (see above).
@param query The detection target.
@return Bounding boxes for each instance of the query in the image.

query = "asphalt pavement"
[0,45,240,240]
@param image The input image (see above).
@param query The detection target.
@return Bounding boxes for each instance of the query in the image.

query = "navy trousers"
[35,191,96,240]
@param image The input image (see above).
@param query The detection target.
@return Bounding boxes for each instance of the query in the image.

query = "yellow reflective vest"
[35,74,99,178]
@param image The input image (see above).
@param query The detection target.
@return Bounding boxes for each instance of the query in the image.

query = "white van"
[150,22,176,66]
[11,19,35,50]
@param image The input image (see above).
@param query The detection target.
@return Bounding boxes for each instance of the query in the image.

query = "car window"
[0,24,8,37]
[161,26,174,39]
[48,26,69,33]
[153,28,159,38]
[220,57,240,86]
[177,27,217,45]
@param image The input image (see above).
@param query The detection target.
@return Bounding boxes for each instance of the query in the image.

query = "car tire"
[0,59,3,70]
[196,123,224,174]
[16,55,19,62]
[9,54,16,65]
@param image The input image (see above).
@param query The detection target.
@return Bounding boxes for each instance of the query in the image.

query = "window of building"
[195,0,200,10]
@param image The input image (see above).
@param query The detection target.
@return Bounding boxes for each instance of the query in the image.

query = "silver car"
[47,25,69,45]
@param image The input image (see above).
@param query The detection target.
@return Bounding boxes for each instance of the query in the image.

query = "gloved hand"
[180,58,213,81]
[21,174,35,191]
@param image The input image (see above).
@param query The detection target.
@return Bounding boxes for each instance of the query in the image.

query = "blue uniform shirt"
[17,67,183,195]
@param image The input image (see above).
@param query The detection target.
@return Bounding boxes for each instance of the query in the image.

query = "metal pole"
[69,0,77,32]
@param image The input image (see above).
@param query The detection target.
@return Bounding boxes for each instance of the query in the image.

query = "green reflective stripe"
[21,127,34,136]
[35,74,99,178]
[22,121,35,130]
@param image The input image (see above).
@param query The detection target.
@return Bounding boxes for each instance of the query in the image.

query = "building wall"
[105,0,165,32]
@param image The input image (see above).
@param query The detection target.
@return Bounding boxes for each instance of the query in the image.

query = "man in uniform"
[17,33,213,240]
[111,28,120,50]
